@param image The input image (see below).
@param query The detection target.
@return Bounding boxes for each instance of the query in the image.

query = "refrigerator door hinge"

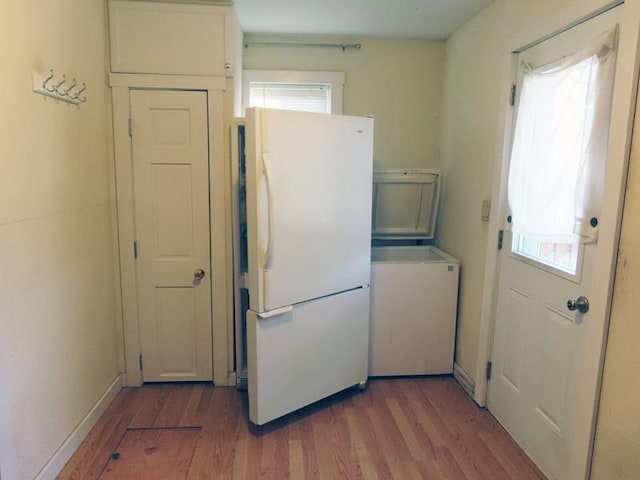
[498,230,504,250]
[486,361,493,380]
[509,84,516,106]
[236,368,248,390]
[133,241,138,259]
[139,355,143,371]
[128,118,133,137]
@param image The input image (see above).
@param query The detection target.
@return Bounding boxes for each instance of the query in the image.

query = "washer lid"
[372,168,441,240]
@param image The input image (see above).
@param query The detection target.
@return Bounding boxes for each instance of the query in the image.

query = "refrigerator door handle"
[256,305,293,319]
[262,153,274,270]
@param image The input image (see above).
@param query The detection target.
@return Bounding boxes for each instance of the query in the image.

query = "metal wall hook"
[64,78,77,97]
[68,82,79,99]
[44,70,57,92]
[32,68,86,106]
[75,83,87,103]
[42,69,55,90]
[54,75,67,96]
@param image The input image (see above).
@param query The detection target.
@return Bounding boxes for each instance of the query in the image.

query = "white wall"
[243,34,445,169]
[0,1,120,479]
[438,0,505,378]
[591,96,640,479]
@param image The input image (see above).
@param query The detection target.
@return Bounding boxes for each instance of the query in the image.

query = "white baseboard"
[35,373,125,480]
[453,363,476,398]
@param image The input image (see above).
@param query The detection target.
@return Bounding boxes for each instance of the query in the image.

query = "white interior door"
[488,7,623,479]
[245,108,374,312]
[131,89,212,382]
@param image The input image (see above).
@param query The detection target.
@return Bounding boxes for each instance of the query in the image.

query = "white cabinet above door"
[109,0,238,77]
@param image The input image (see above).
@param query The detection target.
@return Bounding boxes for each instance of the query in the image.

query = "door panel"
[131,89,212,382]
[245,108,374,312]
[152,164,195,257]
[155,288,199,374]
[537,307,572,431]
[488,12,624,478]
[501,287,528,393]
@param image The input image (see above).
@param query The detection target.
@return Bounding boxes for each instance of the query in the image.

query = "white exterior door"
[245,108,374,312]
[131,89,212,382]
[488,7,623,479]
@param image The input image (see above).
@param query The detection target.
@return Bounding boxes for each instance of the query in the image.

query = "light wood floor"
[58,377,546,479]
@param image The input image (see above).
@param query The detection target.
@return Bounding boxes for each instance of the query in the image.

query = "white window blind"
[507,27,618,244]
[249,83,331,114]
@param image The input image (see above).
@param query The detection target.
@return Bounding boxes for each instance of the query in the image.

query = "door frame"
[475,0,640,477]
[110,73,235,386]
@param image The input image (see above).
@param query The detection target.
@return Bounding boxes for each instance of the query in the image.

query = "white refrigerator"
[243,107,374,425]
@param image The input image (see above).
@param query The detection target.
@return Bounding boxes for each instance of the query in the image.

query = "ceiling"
[233,0,493,40]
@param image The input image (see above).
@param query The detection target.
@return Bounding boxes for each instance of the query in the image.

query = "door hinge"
[128,118,132,137]
[139,355,143,371]
[509,84,516,106]
[498,230,504,250]
[486,361,493,380]
[133,241,138,259]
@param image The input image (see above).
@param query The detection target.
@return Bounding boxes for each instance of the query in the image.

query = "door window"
[512,234,580,275]
[507,27,618,259]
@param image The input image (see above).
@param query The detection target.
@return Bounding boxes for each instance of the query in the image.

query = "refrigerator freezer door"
[247,287,369,425]
[245,108,374,312]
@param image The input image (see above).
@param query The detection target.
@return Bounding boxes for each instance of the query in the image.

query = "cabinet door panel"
[109,0,234,76]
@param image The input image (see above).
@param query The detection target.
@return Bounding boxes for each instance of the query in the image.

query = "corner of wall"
[36,374,124,480]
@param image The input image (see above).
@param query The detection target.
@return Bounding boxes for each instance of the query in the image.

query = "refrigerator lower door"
[247,287,369,425]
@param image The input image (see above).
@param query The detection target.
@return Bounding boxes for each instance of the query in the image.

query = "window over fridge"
[242,70,345,114]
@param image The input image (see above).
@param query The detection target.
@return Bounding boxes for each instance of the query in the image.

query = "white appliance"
[369,169,459,376]
[236,108,374,426]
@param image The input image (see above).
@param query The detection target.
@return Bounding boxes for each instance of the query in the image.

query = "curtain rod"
[244,41,362,51]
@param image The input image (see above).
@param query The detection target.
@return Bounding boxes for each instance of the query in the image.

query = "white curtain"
[507,27,618,244]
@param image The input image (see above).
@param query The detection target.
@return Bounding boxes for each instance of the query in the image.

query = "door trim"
[475,0,640,478]
[110,73,234,386]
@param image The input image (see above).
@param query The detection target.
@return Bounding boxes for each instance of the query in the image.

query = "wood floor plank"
[99,428,200,480]
[178,383,207,427]
[229,423,250,480]
[154,384,201,428]
[479,431,547,480]
[311,403,350,479]
[290,404,321,480]
[344,412,378,480]
[351,412,395,480]
[288,439,305,479]
[129,384,174,428]
[366,385,414,464]
[418,379,517,480]
[188,387,242,477]
[406,385,447,447]
[386,396,427,461]
[433,446,468,480]
[59,378,547,480]
[56,413,131,480]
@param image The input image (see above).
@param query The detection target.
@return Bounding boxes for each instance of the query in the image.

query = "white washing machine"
[369,169,459,376]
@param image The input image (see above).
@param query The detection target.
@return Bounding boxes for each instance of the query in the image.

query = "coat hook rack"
[32,68,87,106]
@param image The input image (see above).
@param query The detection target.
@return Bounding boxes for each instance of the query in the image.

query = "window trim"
[242,70,345,114]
